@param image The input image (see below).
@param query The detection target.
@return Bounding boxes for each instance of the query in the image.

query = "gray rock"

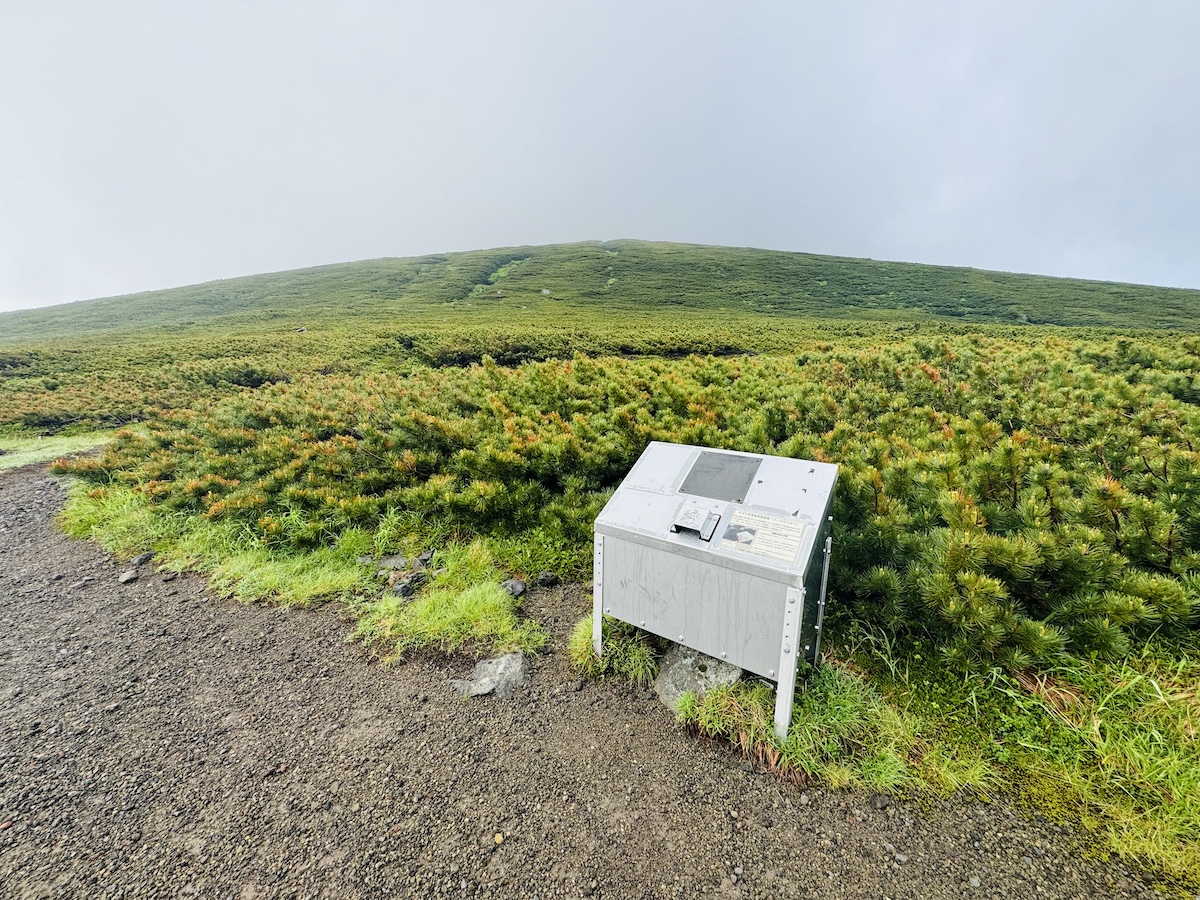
[869,793,890,810]
[501,578,526,598]
[969,876,981,888]
[653,643,742,713]
[377,554,407,570]
[392,571,427,598]
[355,554,375,565]
[162,572,178,583]
[117,569,139,584]
[535,571,560,588]
[415,550,434,568]
[449,653,528,699]
[131,552,155,567]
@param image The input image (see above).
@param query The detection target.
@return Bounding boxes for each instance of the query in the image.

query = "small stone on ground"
[449,652,528,699]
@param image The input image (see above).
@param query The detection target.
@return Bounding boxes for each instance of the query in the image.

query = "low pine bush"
[56,337,1200,668]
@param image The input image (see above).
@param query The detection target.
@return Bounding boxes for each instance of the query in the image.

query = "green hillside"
[4,240,1199,433]
[3,240,1198,343]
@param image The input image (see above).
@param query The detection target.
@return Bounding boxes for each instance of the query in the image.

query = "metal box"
[592,441,838,739]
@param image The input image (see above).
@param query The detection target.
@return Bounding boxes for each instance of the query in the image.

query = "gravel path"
[0,465,1165,899]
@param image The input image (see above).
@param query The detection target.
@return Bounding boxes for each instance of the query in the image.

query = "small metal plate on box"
[679,451,762,503]
[672,502,720,541]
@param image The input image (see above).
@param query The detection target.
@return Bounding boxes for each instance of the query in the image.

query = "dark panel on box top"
[678,451,762,504]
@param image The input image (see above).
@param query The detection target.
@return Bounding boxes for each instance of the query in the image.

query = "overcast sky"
[1,1,1197,313]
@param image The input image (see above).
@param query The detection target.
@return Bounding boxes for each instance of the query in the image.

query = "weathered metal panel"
[598,534,790,679]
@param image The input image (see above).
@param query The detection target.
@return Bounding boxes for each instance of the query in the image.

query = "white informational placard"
[720,510,808,564]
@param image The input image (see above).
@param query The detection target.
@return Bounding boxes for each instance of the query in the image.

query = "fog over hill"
[3,4,1198,313]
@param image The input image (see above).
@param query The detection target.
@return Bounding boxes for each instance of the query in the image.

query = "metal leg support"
[592,534,604,657]
[810,535,833,664]
[773,586,805,742]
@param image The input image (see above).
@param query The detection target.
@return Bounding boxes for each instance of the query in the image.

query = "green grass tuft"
[58,483,545,654]
[846,624,1200,887]
[568,614,659,686]
[918,744,996,796]
[354,540,546,659]
[59,481,373,605]
[1030,647,1200,883]
[202,545,369,606]
[675,662,994,797]
[60,479,190,555]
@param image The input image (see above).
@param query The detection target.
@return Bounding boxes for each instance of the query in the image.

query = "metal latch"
[671,504,720,541]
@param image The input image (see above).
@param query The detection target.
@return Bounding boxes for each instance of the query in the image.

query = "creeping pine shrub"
[58,337,1200,668]
[568,615,659,686]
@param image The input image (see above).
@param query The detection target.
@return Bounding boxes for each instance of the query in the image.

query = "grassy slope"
[5,241,1197,433]
[3,240,1199,344]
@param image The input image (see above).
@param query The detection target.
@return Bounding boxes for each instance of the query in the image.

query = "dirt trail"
[0,465,1163,899]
